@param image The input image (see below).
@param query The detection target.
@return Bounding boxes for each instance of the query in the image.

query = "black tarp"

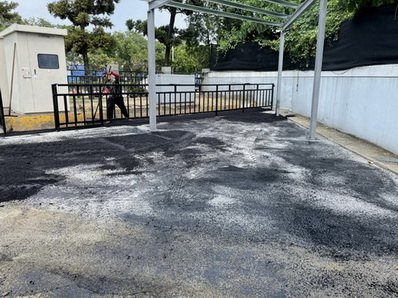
[210,4,398,71]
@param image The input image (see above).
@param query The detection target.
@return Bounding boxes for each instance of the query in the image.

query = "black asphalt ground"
[0,109,397,297]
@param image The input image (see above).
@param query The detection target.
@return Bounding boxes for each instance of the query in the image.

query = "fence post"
[99,86,104,125]
[52,84,60,131]
[215,85,219,116]
[256,84,260,107]
[242,84,246,113]
[228,84,232,109]
[271,84,275,110]
[0,89,6,136]
[174,84,178,115]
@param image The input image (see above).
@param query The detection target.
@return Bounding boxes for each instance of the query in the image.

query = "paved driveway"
[0,110,397,297]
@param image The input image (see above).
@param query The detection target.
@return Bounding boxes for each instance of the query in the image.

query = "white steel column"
[147,8,157,130]
[276,30,285,116]
[308,0,327,139]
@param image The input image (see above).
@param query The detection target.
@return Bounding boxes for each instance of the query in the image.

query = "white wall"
[204,65,398,155]
[155,74,195,103]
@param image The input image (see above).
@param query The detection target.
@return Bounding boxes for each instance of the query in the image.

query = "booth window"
[38,54,59,69]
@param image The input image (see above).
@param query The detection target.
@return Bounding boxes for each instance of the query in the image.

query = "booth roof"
[0,24,67,38]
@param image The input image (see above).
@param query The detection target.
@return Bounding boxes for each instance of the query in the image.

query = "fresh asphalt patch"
[0,110,397,297]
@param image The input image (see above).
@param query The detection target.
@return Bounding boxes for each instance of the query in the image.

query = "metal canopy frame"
[145,0,326,140]
[166,2,283,26]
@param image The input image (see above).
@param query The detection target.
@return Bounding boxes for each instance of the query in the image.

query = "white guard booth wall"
[0,24,68,114]
[0,36,9,106]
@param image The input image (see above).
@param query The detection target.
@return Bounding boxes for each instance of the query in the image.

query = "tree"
[0,1,21,30]
[159,6,180,66]
[126,19,183,67]
[274,0,397,64]
[48,0,119,71]
[172,43,209,73]
[112,31,165,72]
[127,0,205,67]
[274,0,353,65]
[211,0,398,65]
[88,49,113,70]
[209,0,345,64]
[182,12,217,47]
[126,19,209,72]
[22,17,56,28]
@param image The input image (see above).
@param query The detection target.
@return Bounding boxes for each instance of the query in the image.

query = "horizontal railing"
[52,83,274,130]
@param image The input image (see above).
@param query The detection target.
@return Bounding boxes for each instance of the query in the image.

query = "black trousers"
[107,95,129,119]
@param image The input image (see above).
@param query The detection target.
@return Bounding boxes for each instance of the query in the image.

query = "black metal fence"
[52,83,274,130]
[0,90,6,136]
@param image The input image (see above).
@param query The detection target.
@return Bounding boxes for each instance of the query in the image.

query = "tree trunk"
[164,7,177,66]
[82,51,90,78]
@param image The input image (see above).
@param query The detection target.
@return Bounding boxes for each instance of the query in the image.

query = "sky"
[13,0,187,32]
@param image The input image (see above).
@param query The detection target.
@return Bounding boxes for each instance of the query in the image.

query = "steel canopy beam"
[168,1,283,26]
[282,0,316,31]
[275,30,285,116]
[262,0,299,9]
[147,8,157,130]
[309,0,327,139]
[206,0,289,19]
[148,0,172,10]
[146,0,299,10]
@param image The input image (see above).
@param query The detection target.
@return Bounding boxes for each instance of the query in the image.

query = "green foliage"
[112,31,145,70]
[107,31,165,72]
[274,0,354,64]
[126,18,210,73]
[66,48,82,67]
[47,0,119,70]
[87,49,113,70]
[127,19,183,46]
[127,0,207,67]
[271,0,395,63]
[21,17,56,28]
[197,0,288,52]
[212,0,349,63]
[112,31,147,71]
[184,11,218,46]
[126,17,183,66]
[0,1,21,30]
[171,43,209,73]
[126,19,147,34]
[63,29,165,72]
[155,25,183,48]
[213,0,397,64]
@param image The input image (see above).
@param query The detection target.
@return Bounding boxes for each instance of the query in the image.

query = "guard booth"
[0,24,68,114]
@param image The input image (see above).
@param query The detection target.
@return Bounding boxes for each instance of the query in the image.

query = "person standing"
[105,71,129,119]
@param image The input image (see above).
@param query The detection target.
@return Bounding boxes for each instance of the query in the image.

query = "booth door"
[28,34,66,113]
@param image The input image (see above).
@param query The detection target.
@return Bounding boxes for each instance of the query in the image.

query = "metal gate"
[52,83,274,130]
[0,90,6,136]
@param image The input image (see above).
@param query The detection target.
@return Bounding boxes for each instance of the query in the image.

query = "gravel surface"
[0,110,397,297]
